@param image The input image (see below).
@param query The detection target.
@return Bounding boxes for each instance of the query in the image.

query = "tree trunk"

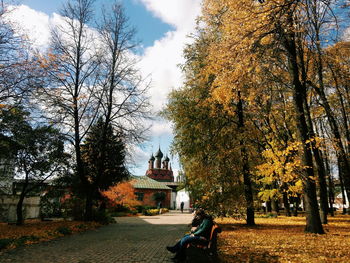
[304,102,328,224]
[310,83,350,204]
[16,191,26,225]
[271,198,279,216]
[328,175,335,217]
[312,148,328,224]
[84,189,93,221]
[266,200,272,213]
[338,161,347,215]
[237,92,255,226]
[283,191,291,216]
[16,171,29,225]
[282,13,324,233]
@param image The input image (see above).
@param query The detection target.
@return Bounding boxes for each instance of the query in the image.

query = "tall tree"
[38,0,101,220]
[165,31,254,221]
[201,0,325,233]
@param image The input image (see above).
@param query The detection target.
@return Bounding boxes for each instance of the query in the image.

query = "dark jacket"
[192,217,213,240]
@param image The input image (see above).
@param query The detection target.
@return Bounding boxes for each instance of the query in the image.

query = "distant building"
[130,147,190,210]
[132,176,172,207]
[145,147,174,182]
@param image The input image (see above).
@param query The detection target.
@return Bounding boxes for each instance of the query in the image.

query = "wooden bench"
[187,223,222,257]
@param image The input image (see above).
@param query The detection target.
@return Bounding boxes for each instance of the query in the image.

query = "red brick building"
[131,147,179,208]
[132,176,171,208]
[145,148,174,182]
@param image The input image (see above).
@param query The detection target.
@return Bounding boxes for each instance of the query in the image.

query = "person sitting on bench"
[166,208,213,262]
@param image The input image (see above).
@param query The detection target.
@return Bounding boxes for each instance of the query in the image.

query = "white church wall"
[176,189,190,210]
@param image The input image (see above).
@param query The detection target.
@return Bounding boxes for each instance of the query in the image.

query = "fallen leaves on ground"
[0,219,100,252]
[216,214,350,263]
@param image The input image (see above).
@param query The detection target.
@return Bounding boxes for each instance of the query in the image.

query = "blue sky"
[22,0,173,48]
[9,0,202,176]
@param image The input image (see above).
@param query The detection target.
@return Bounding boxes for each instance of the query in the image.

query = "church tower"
[148,154,155,169]
[155,147,163,169]
[145,147,174,182]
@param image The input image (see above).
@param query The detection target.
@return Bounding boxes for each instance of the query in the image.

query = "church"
[131,147,190,209]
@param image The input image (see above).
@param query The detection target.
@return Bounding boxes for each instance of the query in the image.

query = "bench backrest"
[208,223,221,251]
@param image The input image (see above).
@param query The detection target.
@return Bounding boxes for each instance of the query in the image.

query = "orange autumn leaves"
[0,220,100,251]
[101,181,140,208]
[217,215,350,263]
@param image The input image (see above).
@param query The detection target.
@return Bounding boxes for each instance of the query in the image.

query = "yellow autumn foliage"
[217,214,350,262]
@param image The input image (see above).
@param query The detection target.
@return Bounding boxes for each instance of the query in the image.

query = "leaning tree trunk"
[237,92,255,226]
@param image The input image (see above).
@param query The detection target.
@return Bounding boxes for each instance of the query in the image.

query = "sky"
[6,0,202,177]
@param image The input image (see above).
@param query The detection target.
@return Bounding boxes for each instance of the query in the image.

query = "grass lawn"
[0,219,100,252]
[216,214,350,263]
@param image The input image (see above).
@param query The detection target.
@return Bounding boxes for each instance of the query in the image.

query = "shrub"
[136,205,155,213]
[92,210,116,224]
[161,208,169,214]
[76,224,88,230]
[56,226,72,235]
[143,209,160,216]
[0,238,13,250]
[109,211,128,217]
[13,235,40,246]
[130,209,138,215]
[61,196,85,220]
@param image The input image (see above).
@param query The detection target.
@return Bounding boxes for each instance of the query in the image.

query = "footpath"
[0,211,194,263]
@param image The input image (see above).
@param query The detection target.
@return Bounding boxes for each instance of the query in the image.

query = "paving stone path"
[0,211,194,263]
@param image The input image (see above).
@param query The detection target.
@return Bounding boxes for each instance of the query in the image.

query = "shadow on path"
[0,212,195,263]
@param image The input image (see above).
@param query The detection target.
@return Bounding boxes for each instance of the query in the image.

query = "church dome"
[164,155,170,161]
[155,147,163,158]
[149,154,155,161]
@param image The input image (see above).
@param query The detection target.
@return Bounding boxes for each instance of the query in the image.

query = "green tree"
[80,118,129,217]
[0,106,68,225]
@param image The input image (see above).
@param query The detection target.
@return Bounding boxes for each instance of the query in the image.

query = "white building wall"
[170,191,177,209]
[0,196,40,222]
[176,189,190,210]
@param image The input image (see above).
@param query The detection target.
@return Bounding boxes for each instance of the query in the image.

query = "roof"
[131,176,171,190]
[155,147,163,158]
[165,182,180,186]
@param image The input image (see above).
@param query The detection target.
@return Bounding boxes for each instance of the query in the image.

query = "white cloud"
[128,145,150,165]
[149,119,173,137]
[343,27,350,41]
[138,0,201,30]
[138,0,202,112]
[5,5,51,50]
